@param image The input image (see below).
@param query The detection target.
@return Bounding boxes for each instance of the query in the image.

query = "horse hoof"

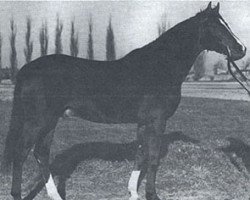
[145,192,161,200]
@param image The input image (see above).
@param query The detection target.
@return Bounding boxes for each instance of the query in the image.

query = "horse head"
[198,2,246,60]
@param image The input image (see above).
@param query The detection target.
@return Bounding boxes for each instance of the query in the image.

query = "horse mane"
[156,8,209,44]
[123,11,202,61]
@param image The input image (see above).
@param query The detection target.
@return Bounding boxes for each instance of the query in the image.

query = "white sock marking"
[128,170,141,200]
[45,174,63,200]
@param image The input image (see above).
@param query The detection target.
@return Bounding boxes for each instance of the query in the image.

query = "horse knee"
[149,157,160,167]
[135,144,147,162]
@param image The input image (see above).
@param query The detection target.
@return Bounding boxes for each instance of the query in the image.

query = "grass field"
[1,97,250,200]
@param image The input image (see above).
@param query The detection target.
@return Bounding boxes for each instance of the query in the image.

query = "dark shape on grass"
[220,137,250,173]
[1,2,246,200]
[23,131,199,200]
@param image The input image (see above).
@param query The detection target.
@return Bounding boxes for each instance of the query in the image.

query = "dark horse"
[1,2,246,200]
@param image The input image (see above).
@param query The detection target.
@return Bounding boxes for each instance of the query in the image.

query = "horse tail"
[1,74,24,174]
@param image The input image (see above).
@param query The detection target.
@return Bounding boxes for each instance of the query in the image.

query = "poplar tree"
[24,17,33,63]
[106,17,116,61]
[9,19,18,83]
[55,15,63,54]
[158,12,167,36]
[0,33,3,81]
[40,21,49,56]
[70,20,79,57]
[87,16,94,60]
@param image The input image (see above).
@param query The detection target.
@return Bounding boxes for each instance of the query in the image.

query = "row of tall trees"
[53,15,116,60]
[4,15,117,83]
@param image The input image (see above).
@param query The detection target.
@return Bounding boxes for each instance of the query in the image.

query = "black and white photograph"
[1,1,250,200]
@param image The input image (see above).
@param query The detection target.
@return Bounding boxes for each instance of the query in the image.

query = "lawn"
[1,97,250,200]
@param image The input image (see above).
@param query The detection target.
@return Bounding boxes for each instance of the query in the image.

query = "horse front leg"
[11,154,24,200]
[57,176,67,200]
[145,115,166,200]
[145,134,162,200]
[128,124,148,200]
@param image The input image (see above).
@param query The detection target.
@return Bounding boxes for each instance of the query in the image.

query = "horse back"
[17,54,181,123]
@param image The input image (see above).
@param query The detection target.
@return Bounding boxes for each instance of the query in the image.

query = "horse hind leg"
[22,174,45,200]
[10,121,40,200]
[23,168,67,200]
[57,176,67,200]
[21,116,60,200]
[11,149,27,200]
[20,78,61,200]
[32,116,63,200]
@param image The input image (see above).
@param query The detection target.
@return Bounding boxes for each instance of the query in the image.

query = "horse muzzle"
[227,44,247,61]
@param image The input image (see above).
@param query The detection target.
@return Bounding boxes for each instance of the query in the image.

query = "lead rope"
[226,47,250,96]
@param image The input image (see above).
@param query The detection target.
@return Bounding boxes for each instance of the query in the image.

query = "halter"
[198,18,250,96]
[226,47,250,96]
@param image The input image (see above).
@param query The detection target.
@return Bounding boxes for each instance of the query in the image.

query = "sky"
[0,1,249,69]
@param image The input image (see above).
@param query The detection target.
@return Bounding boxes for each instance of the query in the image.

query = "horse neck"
[121,17,204,87]
[155,17,203,63]
[142,17,204,84]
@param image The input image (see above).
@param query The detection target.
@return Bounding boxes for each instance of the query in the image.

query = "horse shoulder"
[137,91,181,123]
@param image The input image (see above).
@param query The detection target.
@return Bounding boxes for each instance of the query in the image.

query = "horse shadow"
[24,131,199,200]
[50,131,199,178]
[219,137,250,173]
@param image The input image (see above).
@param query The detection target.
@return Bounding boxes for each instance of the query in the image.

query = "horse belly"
[95,95,140,123]
[67,95,140,124]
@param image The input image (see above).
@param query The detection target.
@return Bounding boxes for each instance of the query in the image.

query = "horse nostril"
[239,45,246,54]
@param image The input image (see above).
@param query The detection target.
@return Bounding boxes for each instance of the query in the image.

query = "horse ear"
[205,2,212,11]
[213,3,220,13]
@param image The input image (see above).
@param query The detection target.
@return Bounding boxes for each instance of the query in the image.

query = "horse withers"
[1,2,246,200]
